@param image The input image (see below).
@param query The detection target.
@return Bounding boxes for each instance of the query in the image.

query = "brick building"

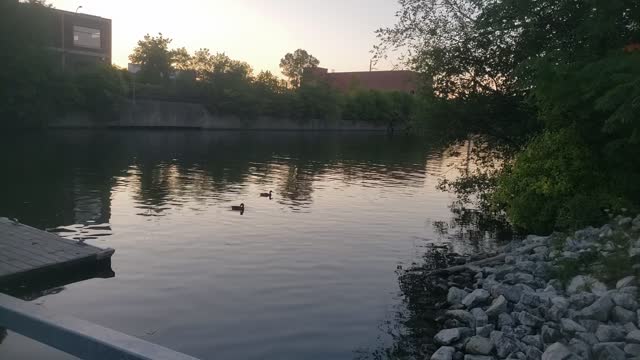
[305,67,418,93]
[34,5,112,71]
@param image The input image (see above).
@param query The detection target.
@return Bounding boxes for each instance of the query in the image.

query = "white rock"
[465,336,494,355]
[625,343,640,357]
[435,328,471,345]
[626,329,640,344]
[448,287,469,305]
[616,276,636,289]
[431,346,455,360]
[594,343,626,360]
[611,292,638,310]
[561,318,586,333]
[462,289,490,308]
[541,342,577,360]
[596,324,626,342]
[464,355,495,360]
[486,295,508,318]
[612,306,636,324]
[567,275,607,295]
[578,294,614,322]
[471,308,489,327]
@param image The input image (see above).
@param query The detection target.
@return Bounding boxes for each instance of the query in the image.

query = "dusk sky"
[48,0,403,75]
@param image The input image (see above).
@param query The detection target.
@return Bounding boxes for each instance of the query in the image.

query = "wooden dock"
[0,217,114,284]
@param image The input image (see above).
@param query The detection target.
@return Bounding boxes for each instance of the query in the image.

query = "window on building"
[73,26,101,49]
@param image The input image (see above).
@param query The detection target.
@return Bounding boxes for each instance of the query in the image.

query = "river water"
[0,131,497,360]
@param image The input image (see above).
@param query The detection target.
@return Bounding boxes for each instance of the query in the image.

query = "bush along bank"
[427,214,640,360]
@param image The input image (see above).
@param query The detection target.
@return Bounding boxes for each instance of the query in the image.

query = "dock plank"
[0,218,114,283]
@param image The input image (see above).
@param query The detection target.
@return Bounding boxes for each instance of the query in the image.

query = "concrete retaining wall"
[50,100,387,131]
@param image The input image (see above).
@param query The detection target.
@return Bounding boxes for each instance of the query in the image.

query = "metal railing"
[0,293,200,360]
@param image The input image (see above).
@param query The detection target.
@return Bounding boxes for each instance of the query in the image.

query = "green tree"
[279,49,319,88]
[191,48,215,80]
[171,47,192,72]
[128,33,174,83]
[378,0,640,232]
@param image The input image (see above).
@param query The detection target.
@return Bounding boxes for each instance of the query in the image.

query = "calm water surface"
[0,131,495,360]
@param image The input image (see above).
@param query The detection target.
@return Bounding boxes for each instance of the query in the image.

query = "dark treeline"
[378,0,640,234]
[127,34,416,124]
[0,1,416,128]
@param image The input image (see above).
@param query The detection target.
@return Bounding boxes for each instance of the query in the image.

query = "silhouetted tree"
[128,33,174,83]
[279,49,319,88]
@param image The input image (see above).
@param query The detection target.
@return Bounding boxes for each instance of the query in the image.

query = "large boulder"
[611,292,638,311]
[476,324,494,338]
[547,305,567,322]
[464,356,495,360]
[616,276,636,289]
[551,296,570,311]
[521,335,543,350]
[491,284,523,303]
[498,313,515,329]
[449,287,469,305]
[446,310,477,328]
[567,275,596,295]
[463,289,491,308]
[435,328,472,345]
[578,319,600,333]
[486,295,508,318]
[471,308,489,328]
[491,331,519,359]
[560,318,587,333]
[431,346,456,360]
[574,331,599,346]
[516,312,543,328]
[514,325,532,339]
[577,295,614,322]
[611,306,636,324]
[515,260,537,274]
[595,324,626,342]
[504,272,535,286]
[593,343,626,360]
[541,325,563,345]
[520,292,549,308]
[626,329,640,344]
[465,336,494,355]
[569,338,591,360]
[569,293,597,309]
[541,342,580,360]
[525,347,542,360]
[624,344,640,357]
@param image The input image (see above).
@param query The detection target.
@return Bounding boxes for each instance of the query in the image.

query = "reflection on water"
[0,131,500,360]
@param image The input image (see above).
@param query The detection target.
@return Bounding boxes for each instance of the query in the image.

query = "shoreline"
[416,214,640,360]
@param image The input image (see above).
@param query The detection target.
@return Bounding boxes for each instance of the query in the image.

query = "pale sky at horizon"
[48,0,404,75]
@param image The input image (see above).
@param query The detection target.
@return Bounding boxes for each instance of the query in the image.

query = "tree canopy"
[279,49,320,88]
[378,0,640,232]
[128,33,175,83]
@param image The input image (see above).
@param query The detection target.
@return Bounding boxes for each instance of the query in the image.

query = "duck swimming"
[260,190,272,197]
[231,203,245,211]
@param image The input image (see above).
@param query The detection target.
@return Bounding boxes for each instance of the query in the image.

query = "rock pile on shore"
[430,215,640,360]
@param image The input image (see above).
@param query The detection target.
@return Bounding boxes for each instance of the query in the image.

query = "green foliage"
[493,129,616,233]
[279,49,320,88]
[379,0,640,233]
[72,65,128,120]
[342,90,414,125]
[128,33,175,84]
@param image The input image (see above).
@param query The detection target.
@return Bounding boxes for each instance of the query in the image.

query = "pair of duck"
[231,191,272,211]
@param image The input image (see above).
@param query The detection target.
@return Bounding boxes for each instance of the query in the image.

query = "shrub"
[493,129,608,234]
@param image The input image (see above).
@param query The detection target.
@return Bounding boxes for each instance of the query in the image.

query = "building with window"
[304,67,419,94]
[40,6,112,71]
